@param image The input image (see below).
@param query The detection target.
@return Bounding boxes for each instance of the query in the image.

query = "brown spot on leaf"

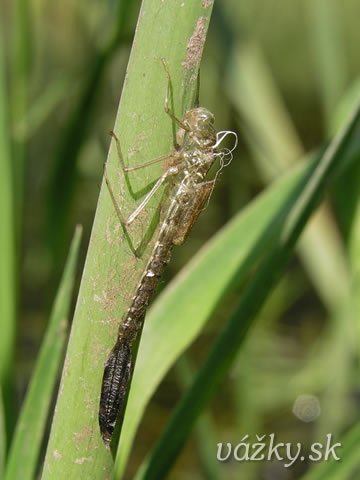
[53,449,62,461]
[183,17,208,73]
[73,425,93,449]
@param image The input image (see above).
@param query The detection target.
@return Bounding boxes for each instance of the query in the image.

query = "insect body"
[99,60,237,448]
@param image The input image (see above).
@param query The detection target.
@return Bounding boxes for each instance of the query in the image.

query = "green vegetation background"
[1,0,360,479]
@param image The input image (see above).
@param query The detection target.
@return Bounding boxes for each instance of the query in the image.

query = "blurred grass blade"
[11,0,31,232]
[4,226,82,480]
[305,0,347,124]
[46,1,133,262]
[175,356,221,480]
[331,86,360,243]
[228,42,303,176]
[41,1,214,478]
[0,27,16,447]
[300,422,360,480]
[349,172,360,337]
[135,103,360,479]
[228,42,352,313]
[13,75,73,141]
[0,387,5,476]
[228,42,355,441]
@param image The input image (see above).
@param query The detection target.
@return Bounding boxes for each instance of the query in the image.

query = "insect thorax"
[183,107,217,150]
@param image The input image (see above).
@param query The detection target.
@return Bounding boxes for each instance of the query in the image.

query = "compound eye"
[200,114,214,127]
[199,118,208,129]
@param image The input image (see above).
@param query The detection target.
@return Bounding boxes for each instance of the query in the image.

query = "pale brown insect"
[99,59,237,448]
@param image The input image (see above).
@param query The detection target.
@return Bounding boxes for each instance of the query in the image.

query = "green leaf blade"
[41,1,214,478]
[0,26,16,454]
[5,226,82,480]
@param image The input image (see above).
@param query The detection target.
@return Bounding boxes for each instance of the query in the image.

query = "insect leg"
[105,131,178,255]
[105,130,178,227]
[161,58,189,132]
[110,130,173,172]
[104,162,178,227]
[194,69,200,108]
[125,166,178,225]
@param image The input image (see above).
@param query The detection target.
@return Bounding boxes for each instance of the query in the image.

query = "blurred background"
[1,0,360,478]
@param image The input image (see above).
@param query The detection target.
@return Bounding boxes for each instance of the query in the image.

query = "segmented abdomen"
[99,340,132,447]
[99,182,195,446]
